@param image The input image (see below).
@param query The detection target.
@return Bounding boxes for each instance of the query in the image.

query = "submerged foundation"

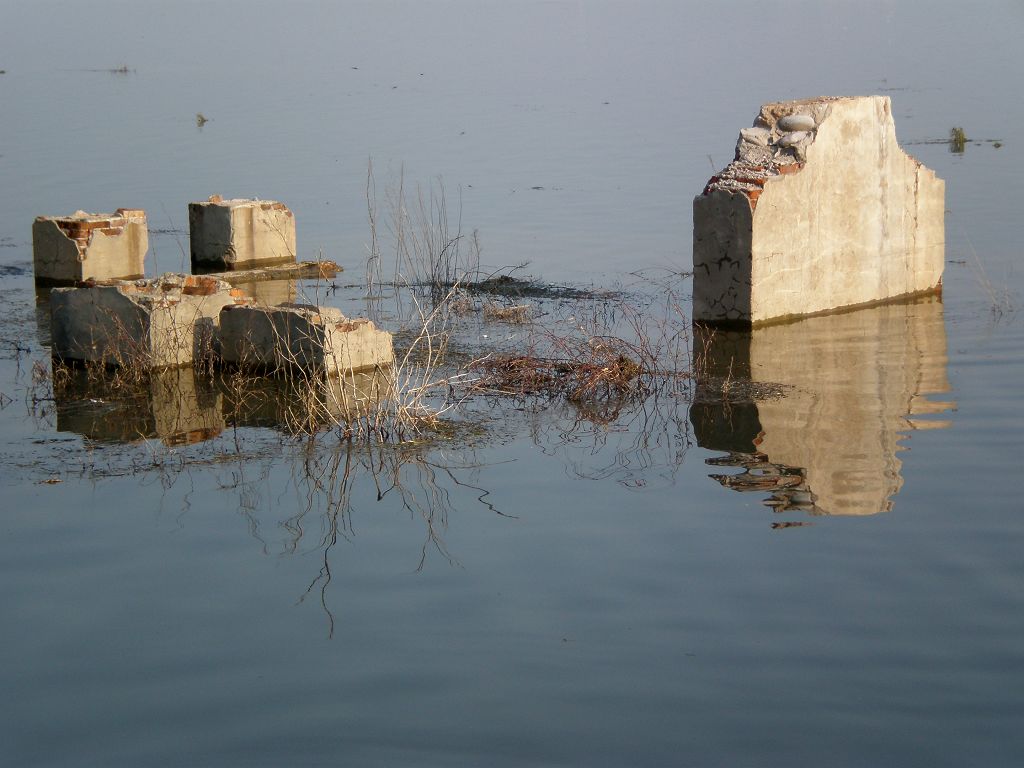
[693,96,945,326]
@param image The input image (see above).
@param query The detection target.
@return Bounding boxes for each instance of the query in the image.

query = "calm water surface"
[1,2,1022,766]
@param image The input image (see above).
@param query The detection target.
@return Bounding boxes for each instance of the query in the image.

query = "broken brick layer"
[42,209,147,255]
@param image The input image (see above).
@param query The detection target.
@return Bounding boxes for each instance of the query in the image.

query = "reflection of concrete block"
[55,368,224,445]
[50,274,253,369]
[691,297,954,516]
[694,96,945,325]
[189,196,296,270]
[33,209,148,284]
[220,303,394,376]
[222,369,392,431]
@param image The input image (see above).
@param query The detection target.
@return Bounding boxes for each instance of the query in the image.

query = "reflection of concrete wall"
[692,296,953,516]
[35,287,54,349]
[55,368,224,445]
[221,369,391,432]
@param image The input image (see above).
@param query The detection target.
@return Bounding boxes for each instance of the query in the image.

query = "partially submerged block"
[189,196,296,270]
[693,96,945,326]
[33,209,148,284]
[50,274,253,369]
[219,303,394,376]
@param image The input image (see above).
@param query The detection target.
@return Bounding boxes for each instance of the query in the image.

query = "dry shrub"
[469,335,644,417]
[482,302,531,324]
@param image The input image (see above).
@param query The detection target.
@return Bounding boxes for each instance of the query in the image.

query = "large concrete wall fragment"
[33,209,148,284]
[693,96,945,326]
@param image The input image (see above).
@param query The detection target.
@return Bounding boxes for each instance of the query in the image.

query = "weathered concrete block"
[50,274,253,369]
[219,303,394,376]
[33,209,148,284]
[694,96,945,326]
[189,196,296,270]
[690,297,954,516]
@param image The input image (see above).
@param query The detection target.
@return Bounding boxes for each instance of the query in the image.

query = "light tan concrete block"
[33,209,148,284]
[189,196,296,270]
[50,274,253,369]
[694,96,945,326]
[219,303,394,376]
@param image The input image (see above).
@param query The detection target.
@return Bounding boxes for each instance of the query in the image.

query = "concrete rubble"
[219,303,395,376]
[33,209,148,284]
[189,195,297,270]
[50,274,253,369]
[33,196,392,383]
[693,95,945,326]
[48,274,393,379]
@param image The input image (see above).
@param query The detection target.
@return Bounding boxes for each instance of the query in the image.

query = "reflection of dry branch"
[259,438,510,637]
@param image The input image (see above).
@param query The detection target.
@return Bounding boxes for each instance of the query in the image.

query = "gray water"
[2,1,1023,766]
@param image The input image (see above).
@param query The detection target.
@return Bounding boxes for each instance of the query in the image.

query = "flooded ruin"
[1,2,1022,766]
